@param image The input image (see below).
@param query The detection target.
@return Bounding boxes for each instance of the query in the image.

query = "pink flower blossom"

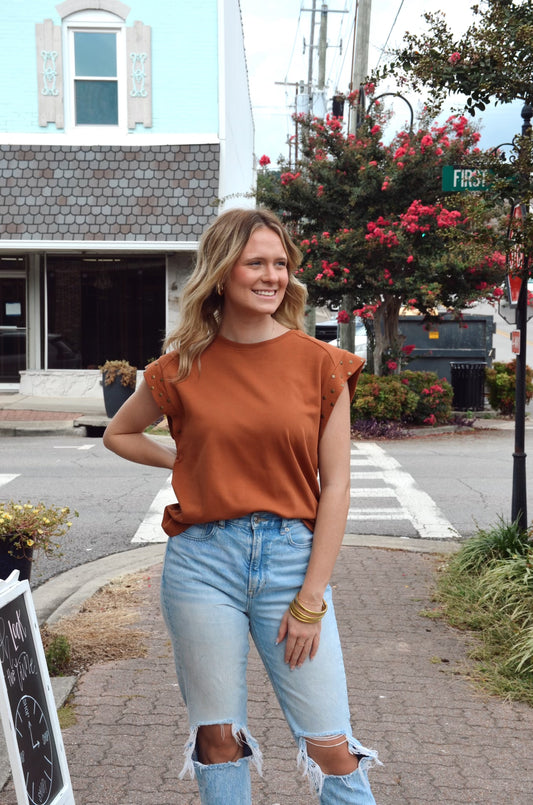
[337,310,351,324]
[371,124,381,135]
[258,154,271,167]
[387,360,398,371]
[448,52,461,65]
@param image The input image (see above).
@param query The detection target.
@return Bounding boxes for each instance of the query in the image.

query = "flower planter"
[102,372,136,417]
[0,541,33,582]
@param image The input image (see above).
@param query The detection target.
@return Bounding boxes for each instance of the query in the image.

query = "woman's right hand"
[276,608,322,670]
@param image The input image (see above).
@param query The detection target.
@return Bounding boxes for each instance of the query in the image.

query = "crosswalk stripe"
[0,474,19,489]
[131,474,173,544]
[348,443,460,540]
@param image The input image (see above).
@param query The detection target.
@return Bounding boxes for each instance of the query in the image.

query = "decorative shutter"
[35,19,64,128]
[126,21,152,129]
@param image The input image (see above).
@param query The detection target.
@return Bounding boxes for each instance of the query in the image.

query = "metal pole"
[511,102,532,531]
[512,265,528,529]
[307,0,317,104]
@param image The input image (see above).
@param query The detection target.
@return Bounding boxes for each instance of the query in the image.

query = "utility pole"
[349,0,372,132]
[306,0,317,111]
[318,4,327,89]
[341,0,372,350]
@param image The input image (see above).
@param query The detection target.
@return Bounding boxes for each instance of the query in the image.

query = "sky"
[239,0,524,163]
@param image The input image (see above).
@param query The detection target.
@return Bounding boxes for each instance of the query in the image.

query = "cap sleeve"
[144,356,175,417]
[320,349,364,436]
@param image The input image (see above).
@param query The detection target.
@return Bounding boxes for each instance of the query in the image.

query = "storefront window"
[46,255,166,369]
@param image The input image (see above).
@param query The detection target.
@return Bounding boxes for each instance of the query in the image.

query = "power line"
[284,3,304,83]
[375,0,405,69]
[330,0,356,91]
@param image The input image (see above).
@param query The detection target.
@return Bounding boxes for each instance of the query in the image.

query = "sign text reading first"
[441,166,491,192]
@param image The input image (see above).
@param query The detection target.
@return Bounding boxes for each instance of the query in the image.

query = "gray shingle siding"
[0,144,220,240]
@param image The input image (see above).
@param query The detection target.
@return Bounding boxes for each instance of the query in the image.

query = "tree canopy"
[376,0,533,115]
[257,98,506,373]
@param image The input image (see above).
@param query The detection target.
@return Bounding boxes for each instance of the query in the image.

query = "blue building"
[0,0,254,395]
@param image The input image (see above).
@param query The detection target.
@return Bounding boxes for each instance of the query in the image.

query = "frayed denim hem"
[296,733,380,797]
[179,722,263,780]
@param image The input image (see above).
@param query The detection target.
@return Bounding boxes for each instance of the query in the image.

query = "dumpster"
[398,313,494,381]
[450,362,487,411]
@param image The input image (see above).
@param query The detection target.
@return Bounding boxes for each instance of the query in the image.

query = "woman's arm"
[103,379,176,470]
[277,383,351,669]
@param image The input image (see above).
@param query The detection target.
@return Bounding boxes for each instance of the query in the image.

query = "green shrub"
[352,370,452,425]
[400,370,453,425]
[45,634,72,676]
[485,360,533,416]
[436,519,533,702]
[449,517,530,576]
[351,374,418,421]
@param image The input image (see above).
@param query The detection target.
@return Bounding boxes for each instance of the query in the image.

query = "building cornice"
[0,240,199,254]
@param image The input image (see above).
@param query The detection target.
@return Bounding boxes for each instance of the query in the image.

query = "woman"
[103,208,378,804]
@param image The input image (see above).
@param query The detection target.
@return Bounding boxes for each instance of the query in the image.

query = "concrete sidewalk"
[2,540,533,805]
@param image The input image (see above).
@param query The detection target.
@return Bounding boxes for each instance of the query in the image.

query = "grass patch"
[57,704,77,729]
[435,518,533,705]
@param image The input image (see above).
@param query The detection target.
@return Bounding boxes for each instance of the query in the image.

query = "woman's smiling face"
[222,226,289,320]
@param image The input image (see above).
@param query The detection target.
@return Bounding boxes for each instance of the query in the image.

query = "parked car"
[314,318,368,360]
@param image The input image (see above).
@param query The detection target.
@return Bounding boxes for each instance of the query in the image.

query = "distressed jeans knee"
[298,736,379,804]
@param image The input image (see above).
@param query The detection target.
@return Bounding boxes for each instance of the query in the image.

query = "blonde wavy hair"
[164,208,307,381]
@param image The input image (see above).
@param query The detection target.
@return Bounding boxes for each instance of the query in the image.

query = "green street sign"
[442,165,492,192]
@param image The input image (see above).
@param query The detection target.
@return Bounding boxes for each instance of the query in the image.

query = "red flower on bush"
[337,310,351,324]
[258,154,271,167]
[448,52,461,65]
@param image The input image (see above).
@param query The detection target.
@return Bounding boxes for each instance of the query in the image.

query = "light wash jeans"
[160,512,379,804]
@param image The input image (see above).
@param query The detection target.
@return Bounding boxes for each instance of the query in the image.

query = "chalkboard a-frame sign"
[0,571,74,805]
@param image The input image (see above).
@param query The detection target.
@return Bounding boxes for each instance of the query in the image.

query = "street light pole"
[511,103,532,531]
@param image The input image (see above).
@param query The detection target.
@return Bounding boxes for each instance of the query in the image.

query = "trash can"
[450,362,487,411]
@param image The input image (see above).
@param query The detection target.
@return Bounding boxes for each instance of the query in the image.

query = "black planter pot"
[102,373,136,418]
[0,542,34,582]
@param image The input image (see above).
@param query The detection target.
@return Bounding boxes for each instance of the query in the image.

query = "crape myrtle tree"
[257,93,506,374]
[376,0,533,260]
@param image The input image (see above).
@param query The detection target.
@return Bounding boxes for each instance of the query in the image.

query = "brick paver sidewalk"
[3,546,532,804]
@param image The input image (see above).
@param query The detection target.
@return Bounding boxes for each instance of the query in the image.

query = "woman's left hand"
[277,610,322,670]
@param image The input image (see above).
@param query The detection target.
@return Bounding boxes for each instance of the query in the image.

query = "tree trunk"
[373,295,404,375]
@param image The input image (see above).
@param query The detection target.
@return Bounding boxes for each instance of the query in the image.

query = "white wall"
[217,0,255,210]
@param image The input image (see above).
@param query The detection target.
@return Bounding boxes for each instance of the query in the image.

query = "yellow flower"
[23,504,33,509]
[13,504,22,510]
[67,522,72,527]
[43,518,51,524]
[26,539,34,547]
[3,513,13,521]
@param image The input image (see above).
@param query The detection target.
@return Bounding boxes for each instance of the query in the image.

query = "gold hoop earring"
[216,282,224,296]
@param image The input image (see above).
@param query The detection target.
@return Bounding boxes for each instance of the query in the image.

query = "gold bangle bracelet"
[288,595,328,623]
[295,593,327,616]
[289,602,323,623]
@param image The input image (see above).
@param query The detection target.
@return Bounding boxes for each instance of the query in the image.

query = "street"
[1,425,532,587]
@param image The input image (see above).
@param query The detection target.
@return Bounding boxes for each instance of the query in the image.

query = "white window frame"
[63,11,127,135]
